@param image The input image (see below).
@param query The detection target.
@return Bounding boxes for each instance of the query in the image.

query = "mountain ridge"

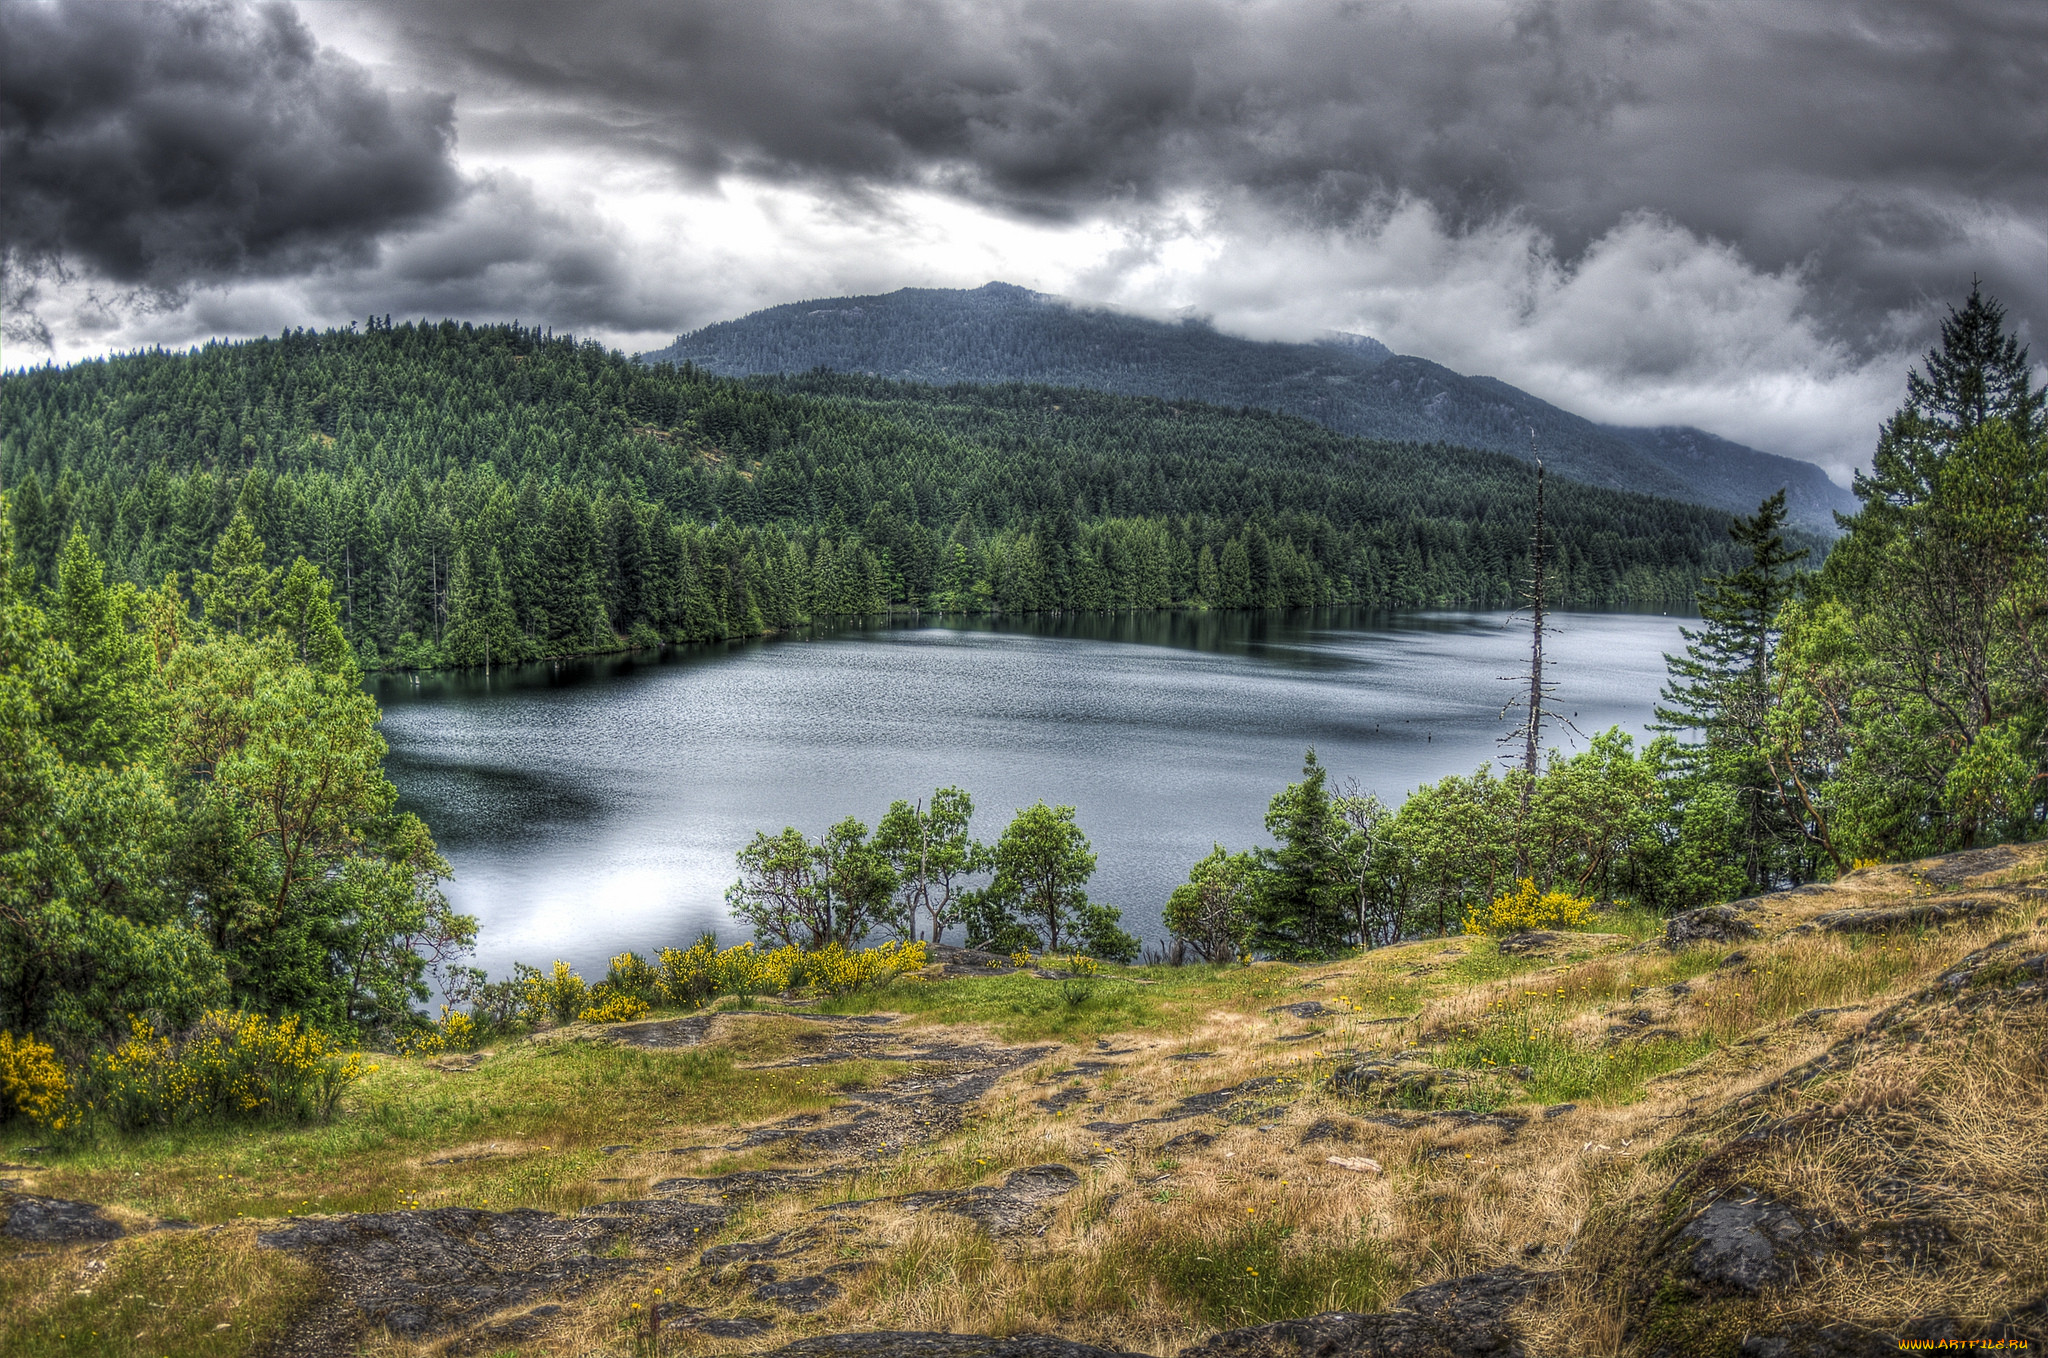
[641,282,1856,535]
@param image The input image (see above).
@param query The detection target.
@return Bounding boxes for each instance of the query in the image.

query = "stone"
[1265,1001,1334,1019]
[754,1274,841,1313]
[1813,898,2000,934]
[1176,1266,1542,1357]
[1296,1119,1354,1146]
[881,1163,1083,1236]
[756,1335,1148,1357]
[3,1195,123,1243]
[1675,1193,1835,1292]
[1325,1155,1382,1174]
[257,1198,730,1349]
[1664,906,1761,949]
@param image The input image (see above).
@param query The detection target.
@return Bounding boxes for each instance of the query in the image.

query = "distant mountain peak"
[641,285,1854,534]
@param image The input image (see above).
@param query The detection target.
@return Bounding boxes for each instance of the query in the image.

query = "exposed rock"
[1176,1265,1543,1357]
[256,1198,729,1351]
[1813,898,2001,934]
[1496,930,1566,955]
[1085,1076,1292,1139]
[1267,1000,1335,1019]
[1915,844,2022,885]
[1327,1057,1485,1105]
[700,1232,793,1269]
[2,1194,123,1243]
[1296,1118,1357,1146]
[867,1163,1082,1236]
[755,1273,842,1313]
[756,1334,1148,1357]
[1675,1192,1836,1292]
[1665,905,1762,949]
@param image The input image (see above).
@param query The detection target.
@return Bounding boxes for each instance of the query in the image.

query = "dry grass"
[4,846,2046,1356]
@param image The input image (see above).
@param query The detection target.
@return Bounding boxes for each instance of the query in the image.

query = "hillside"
[641,283,1857,536]
[0,321,1748,669]
[3,845,2040,1355]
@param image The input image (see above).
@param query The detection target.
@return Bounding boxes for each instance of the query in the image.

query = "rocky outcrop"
[1812,897,2001,934]
[1664,905,1761,949]
[1174,1265,1543,1357]
[3,1194,123,1243]
[756,1336,1148,1357]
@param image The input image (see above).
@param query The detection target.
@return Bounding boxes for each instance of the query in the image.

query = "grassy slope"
[1,858,2042,1357]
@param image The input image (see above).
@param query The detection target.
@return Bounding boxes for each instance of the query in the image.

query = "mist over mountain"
[642,283,1856,535]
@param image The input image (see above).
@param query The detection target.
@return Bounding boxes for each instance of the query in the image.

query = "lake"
[372,609,1687,979]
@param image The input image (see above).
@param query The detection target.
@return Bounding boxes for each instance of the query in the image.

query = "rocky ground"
[3,850,2045,1356]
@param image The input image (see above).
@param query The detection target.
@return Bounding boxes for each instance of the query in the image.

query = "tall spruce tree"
[1254,749,1355,959]
[1656,490,1809,892]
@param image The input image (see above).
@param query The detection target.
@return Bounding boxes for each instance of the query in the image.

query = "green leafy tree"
[1165,846,1259,963]
[727,818,898,948]
[1656,491,1809,891]
[192,511,279,635]
[1791,289,2048,858]
[975,802,1103,955]
[875,788,987,944]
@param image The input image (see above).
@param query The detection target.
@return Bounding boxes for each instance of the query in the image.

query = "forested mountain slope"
[0,320,1743,669]
[643,282,1856,535]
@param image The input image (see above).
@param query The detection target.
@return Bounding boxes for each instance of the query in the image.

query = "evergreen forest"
[0,318,1752,670]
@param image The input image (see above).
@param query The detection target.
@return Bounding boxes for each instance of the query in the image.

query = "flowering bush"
[393,1007,481,1056]
[1464,879,1594,935]
[0,1032,73,1131]
[579,991,652,1023]
[521,960,591,1025]
[604,951,663,1003]
[78,1012,368,1129]
[786,940,928,996]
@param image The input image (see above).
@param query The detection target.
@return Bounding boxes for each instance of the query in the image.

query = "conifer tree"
[1656,490,1807,891]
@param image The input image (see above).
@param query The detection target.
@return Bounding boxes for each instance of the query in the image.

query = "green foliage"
[727,817,899,948]
[0,497,470,1052]
[1254,751,1357,959]
[0,320,1750,676]
[976,802,1128,957]
[1165,845,1260,963]
[875,787,987,944]
[1759,286,2048,864]
[76,1010,369,1131]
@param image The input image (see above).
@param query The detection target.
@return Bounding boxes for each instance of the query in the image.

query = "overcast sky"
[5,0,2044,480]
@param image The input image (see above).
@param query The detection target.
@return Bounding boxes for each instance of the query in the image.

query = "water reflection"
[371,608,1686,978]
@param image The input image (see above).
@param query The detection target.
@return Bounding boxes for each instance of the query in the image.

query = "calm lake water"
[372,609,1686,979]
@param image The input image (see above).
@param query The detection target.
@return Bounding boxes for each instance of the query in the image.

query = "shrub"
[655,939,719,1007]
[78,1012,368,1130]
[0,1032,74,1131]
[580,991,651,1023]
[788,940,928,996]
[522,960,590,1025]
[392,1007,481,1057]
[604,951,662,1003]
[1464,878,1593,935]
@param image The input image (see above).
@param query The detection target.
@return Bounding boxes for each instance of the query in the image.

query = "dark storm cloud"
[370,0,2048,348]
[0,0,462,288]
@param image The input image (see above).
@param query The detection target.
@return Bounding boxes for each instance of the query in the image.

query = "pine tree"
[1254,749,1354,959]
[1655,491,1808,892]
